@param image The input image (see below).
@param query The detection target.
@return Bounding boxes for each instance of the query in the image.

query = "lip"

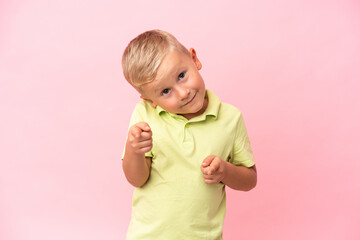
[184,93,196,106]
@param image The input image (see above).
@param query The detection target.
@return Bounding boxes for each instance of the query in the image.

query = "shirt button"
[185,124,190,128]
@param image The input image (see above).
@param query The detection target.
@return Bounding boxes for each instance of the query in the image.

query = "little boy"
[122,30,257,240]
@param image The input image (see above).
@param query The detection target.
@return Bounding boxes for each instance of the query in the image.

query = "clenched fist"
[200,155,226,184]
[127,122,153,155]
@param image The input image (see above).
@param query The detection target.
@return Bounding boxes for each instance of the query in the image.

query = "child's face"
[140,49,207,119]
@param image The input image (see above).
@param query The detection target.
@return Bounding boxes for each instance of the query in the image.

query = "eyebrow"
[152,76,169,94]
[152,69,176,93]
[154,84,165,94]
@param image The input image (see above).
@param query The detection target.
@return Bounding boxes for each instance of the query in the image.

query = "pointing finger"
[131,122,151,138]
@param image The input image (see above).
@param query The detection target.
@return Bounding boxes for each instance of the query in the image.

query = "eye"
[161,88,170,95]
[178,72,185,80]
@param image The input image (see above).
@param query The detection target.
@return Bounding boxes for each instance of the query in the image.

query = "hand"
[127,122,153,155]
[200,155,226,184]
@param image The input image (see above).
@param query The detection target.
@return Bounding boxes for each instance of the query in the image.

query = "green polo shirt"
[124,90,255,240]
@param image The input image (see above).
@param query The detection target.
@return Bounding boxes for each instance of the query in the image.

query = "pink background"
[1,0,360,239]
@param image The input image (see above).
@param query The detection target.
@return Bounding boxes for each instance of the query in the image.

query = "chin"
[192,103,205,114]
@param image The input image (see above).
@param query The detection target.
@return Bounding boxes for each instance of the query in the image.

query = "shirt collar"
[156,89,220,120]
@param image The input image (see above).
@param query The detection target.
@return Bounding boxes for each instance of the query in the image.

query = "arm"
[122,122,153,188]
[201,155,257,191]
[222,162,257,191]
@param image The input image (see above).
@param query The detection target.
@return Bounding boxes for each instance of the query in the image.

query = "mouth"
[184,93,196,106]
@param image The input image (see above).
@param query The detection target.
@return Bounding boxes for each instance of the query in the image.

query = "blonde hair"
[122,29,190,87]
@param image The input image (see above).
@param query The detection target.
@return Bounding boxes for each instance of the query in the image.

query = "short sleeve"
[121,102,154,160]
[231,114,255,167]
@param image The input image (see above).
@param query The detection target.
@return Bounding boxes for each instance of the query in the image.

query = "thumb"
[136,122,151,132]
[202,155,215,168]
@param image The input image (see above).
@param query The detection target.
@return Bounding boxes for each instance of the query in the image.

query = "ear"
[140,95,157,108]
[189,48,202,70]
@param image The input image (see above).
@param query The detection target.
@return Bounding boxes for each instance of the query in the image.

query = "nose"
[176,86,190,101]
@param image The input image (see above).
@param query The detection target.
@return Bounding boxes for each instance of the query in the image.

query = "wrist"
[221,161,231,183]
[124,151,145,162]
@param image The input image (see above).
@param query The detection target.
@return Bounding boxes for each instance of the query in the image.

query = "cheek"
[195,77,205,90]
[161,98,178,109]
[169,100,180,109]
[193,72,204,85]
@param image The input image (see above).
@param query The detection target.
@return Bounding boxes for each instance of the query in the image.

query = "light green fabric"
[124,90,255,240]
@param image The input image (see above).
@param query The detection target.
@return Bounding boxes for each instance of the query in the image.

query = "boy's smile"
[140,48,208,120]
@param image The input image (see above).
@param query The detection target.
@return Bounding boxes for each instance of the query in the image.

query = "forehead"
[155,50,190,80]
